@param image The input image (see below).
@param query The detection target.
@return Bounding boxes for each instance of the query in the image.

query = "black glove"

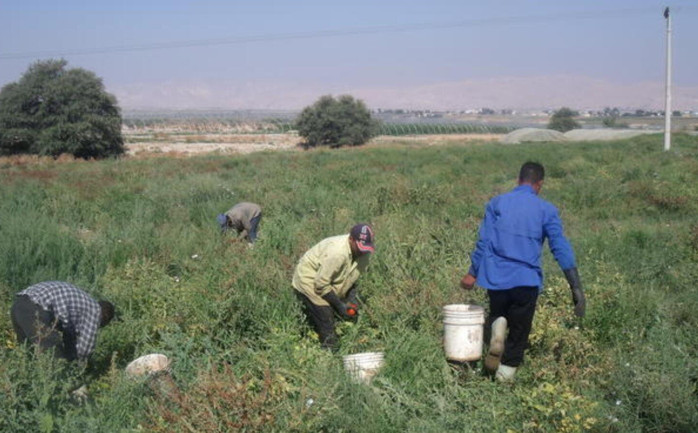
[563,268,586,318]
[346,285,359,305]
[345,285,360,318]
[322,291,356,320]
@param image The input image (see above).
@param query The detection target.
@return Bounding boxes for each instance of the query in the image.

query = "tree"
[603,107,620,118]
[602,116,618,128]
[548,107,580,132]
[295,95,379,148]
[0,59,124,158]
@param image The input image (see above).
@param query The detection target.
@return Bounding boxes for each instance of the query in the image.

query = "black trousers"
[10,295,73,360]
[247,214,262,243]
[488,286,539,367]
[295,291,338,350]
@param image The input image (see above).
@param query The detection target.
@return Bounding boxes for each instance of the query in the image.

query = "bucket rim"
[442,304,484,313]
[443,318,486,326]
[127,353,170,366]
[342,351,385,361]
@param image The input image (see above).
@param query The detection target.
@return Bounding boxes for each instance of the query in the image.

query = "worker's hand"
[563,268,586,318]
[460,274,476,290]
[346,285,358,305]
[334,303,355,320]
[322,291,355,321]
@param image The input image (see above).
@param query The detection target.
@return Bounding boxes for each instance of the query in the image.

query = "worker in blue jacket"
[461,161,585,382]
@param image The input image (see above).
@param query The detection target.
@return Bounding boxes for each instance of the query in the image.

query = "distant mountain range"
[111,74,698,112]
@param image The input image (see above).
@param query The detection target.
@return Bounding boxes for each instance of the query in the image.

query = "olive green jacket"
[292,235,370,306]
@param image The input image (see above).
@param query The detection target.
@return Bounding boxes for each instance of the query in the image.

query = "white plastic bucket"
[443,304,485,362]
[343,351,385,384]
[125,353,171,377]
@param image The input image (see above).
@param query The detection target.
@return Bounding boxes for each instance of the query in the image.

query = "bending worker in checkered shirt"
[10,281,115,362]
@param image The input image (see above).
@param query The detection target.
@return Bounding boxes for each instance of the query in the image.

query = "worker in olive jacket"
[293,224,374,350]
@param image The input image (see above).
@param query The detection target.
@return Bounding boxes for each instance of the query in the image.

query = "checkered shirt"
[19,281,102,360]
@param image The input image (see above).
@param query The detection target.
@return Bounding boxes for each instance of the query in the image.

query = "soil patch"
[126,133,502,157]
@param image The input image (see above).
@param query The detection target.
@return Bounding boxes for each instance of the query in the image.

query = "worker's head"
[518,161,545,193]
[99,301,116,327]
[349,224,375,258]
[216,213,229,233]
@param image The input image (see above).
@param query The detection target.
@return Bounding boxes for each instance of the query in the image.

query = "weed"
[146,366,281,432]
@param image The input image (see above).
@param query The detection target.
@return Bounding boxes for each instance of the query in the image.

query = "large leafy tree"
[0,59,124,158]
[295,95,379,148]
[548,107,580,133]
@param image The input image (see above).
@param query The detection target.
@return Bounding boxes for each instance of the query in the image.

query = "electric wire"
[1,5,695,60]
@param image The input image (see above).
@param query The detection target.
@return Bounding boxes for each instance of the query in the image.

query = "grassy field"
[1,134,697,432]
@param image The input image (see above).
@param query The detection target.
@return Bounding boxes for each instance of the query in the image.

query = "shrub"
[548,107,580,132]
[602,116,629,129]
[146,365,282,432]
[0,59,124,159]
[0,349,84,433]
[295,95,378,148]
[602,117,616,128]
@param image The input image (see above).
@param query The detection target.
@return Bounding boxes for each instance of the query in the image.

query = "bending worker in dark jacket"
[10,281,115,362]
[293,224,374,350]
[461,162,586,382]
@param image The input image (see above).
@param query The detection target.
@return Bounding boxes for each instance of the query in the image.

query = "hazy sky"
[1,0,696,109]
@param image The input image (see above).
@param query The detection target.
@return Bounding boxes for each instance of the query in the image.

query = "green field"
[377,123,515,135]
[1,134,697,432]
[121,117,517,136]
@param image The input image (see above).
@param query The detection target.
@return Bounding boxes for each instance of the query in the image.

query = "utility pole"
[663,6,672,151]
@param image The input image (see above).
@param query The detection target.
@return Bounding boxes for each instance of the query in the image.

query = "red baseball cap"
[350,224,375,253]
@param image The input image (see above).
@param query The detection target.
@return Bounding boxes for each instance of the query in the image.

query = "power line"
[1,6,695,60]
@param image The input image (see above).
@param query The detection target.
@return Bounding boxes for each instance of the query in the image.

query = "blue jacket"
[468,184,576,291]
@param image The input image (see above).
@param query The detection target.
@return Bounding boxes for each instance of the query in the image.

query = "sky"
[1,0,697,110]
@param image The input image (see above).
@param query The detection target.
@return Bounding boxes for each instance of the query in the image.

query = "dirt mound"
[500,128,567,144]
